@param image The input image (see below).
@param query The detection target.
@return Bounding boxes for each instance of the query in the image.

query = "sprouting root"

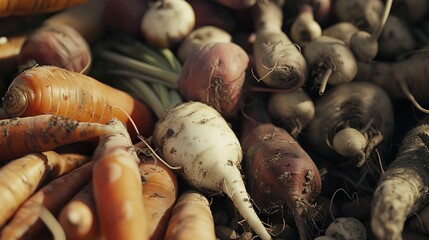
[205,65,234,112]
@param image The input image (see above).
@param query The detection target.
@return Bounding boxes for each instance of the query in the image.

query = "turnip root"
[322,22,360,46]
[303,82,394,168]
[303,36,357,95]
[251,0,308,90]
[177,26,232,63]
[355,47,429,113]
[152,101,272,240]
[333,0,384,32]
[267,88,315,138]
[178,42,249,119]
[18,25,91,74]
[371,119,429,240]
[290,3,322,46]
[140,0,195,49]
[325,217,367,240]
[240,123,321,240]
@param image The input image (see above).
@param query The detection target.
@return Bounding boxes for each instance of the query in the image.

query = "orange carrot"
[0,114,119,162]
[92,118,148,240]
[0,161,93,240]
[58,182,101,240]
[137,153,178,240]
[163,190,216,240]
[1,65,157,141]
[0,0,87,17]
[0,146,91,227]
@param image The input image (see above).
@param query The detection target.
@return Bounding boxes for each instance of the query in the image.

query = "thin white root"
[318,68,333,95]
[398,80,429,114]
[39,206,66,240]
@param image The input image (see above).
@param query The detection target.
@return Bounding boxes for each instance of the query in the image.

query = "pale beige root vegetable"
[303,82,394,168]
[377,15,417,60]
[251,0,308,90]
[42,0,107,44]
[163,190,216,240]
[303,36,357,95]
[177,25,232,62]
[290,3,322,46]
[349,0,392,62]
[267,88,315,138]
[354,47,429,113]
[140,0,195,49]
[322,22,360,45]
[152,101,272,240]
[333,0,384,32]
[371,121,429,240]
[325,217,367,240]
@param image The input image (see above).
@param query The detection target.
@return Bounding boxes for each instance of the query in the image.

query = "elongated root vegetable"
[251,0,308,90]
[140,0,195,49]
[303,82,394,167]
[303,36,357,95]
[371,119,429,240]
[0,149,90,226]
[0,114,119,162]
[163,190,216,240]
[0,0,87,17]
[0,162,93,240]
[355,47,429,113]
[58,183,100,240]
[1,65,156,141]
[290,3,322,46]
[92,118,147,240]
[240,123,321,240]
[325,217,367,240]
[179,42,249,119]
[153,101,272,240]
[137,154,178,240]
[18,25,92,74]
[267,88,315,138]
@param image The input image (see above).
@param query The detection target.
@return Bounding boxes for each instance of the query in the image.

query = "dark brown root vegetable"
[104,0,148,37]
[240,123,322,240]
[186,0,236,32]
[18,25,91,74]
[178,42,249,119]
[371,118,429,240]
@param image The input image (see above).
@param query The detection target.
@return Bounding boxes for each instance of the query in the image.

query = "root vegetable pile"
[1,1,429,239]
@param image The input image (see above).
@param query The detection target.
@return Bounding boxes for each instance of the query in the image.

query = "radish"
[152,101,272,240]
[140,0,195,49]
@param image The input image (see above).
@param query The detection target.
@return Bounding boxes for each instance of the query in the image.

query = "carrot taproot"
[92,118,147,240]
[0,161,93,240]
[1,65,156,141]
[0,114,120,162]
[0,146,91,227]
[371,118,429,240]
[58,182,101,240]
[137,153,178,240]
[163,190,216,240]
[0,0,87,17]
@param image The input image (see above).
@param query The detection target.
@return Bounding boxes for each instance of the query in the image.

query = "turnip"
[251,0,308,90]
[152,101,272,240]
[303,36,357,95]
[290,3,322,46]
[371,118,429,240]
[322,22,360,46]
[140,0,195,49]
[177,25,232,63]
[267,88,315,138]
[333,0,384,32]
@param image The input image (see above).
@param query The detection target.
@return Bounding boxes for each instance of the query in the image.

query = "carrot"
[0,146,91,227]
[163,190,216,240]
[92,118,147,240]
[0,161,93,240]
[1,65,156,141]
[251,0,308,90]
[240,123,322,240]
[354,46,429,113]
[371,118,429,240]
[0,114,119,162]
[58,182,101,240]
[152,101,272,240]
[137,153,178,240]
[0,0,87,17]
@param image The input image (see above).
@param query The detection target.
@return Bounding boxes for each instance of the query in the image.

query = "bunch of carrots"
[1,0,429,239]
